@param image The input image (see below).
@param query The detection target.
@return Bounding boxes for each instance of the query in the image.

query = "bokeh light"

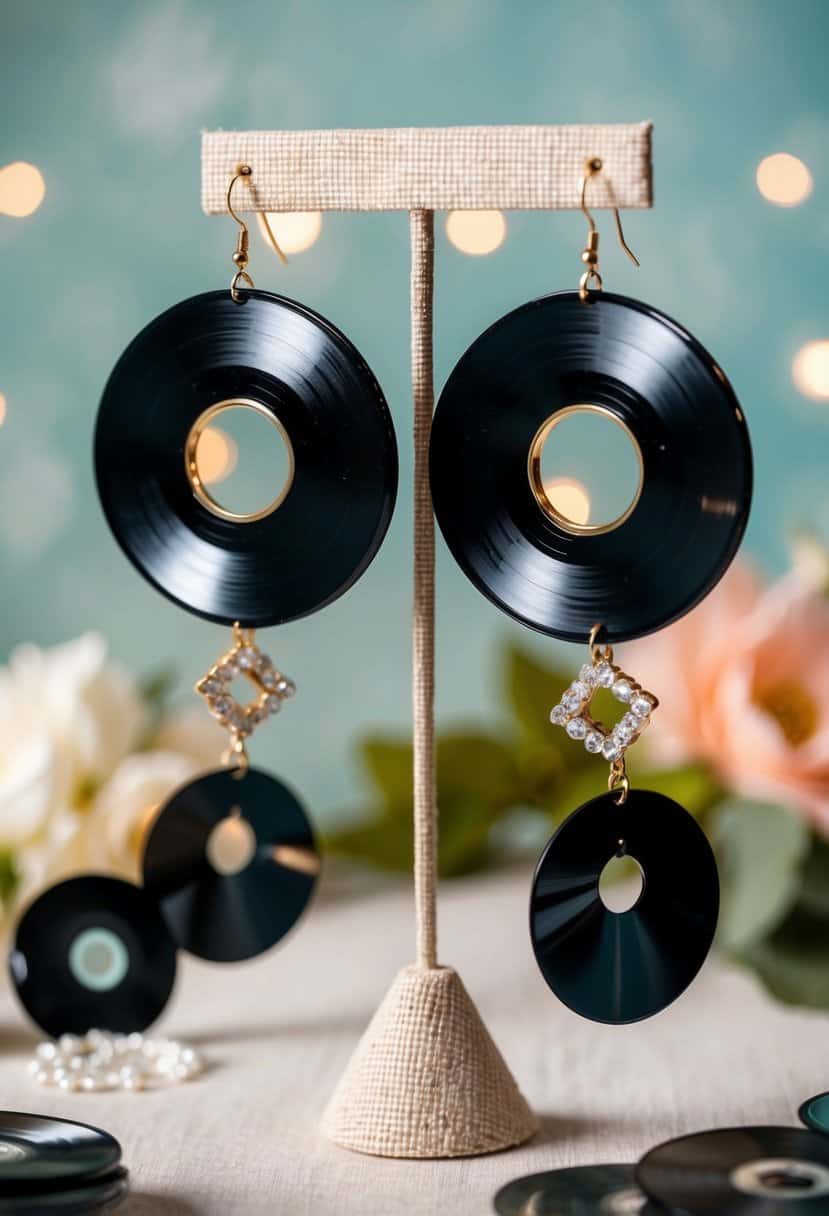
[0,393,6,428]
[792,340,829,401]
[0,162,46,217]
[756,153,813,207]
[543,478,591,525]
[257,211,323,255]
[446,209,507,255]
[196,426,238,485]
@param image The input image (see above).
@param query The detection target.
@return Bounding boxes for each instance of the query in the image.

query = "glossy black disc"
[530,789,719,1024]
[800,1093,829,1137]
[494,1163,675,1215]
[0,1113,120,1190]
[637,1126,829,1214]
[0,1167,128,1213]
[142,767,319,963]
[9,877,176,1037]
[430,291,752,642]
[95,290,397,626]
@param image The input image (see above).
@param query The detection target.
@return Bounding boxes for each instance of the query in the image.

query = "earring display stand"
[201,123,653,1159]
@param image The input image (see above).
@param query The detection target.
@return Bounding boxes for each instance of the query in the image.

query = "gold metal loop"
[588,622,613,664]
[222,734,250,781]
[232,621,256,647]
[184,397,295,524]
[608,758,629,805]
[579,267,603,300]
[230,269,254,301]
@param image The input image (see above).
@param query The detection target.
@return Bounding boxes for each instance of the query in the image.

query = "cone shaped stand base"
[321,964,537,1158]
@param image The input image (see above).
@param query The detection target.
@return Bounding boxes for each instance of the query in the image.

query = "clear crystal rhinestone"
[550,704,567,725]
[198,677,222,696]
[612,679,633,703]
[562,683,587,713]
[265,695,282,714]
[209,695,233,719]
[631,694,655,719]
[261,670,278,691]
[237,647,258,670]
[584,729,604,753]
[257,653,273,671]
[566,717,588,740]
[615,713,639,743]
[595,661,615,688]
[579,663,598,686]
[275,677,296,698]
[602,736,623,761]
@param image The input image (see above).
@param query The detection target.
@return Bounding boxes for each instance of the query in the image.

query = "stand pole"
[410,210,438,971]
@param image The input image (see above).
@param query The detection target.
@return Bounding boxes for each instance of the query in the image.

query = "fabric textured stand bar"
[201,123,652,213]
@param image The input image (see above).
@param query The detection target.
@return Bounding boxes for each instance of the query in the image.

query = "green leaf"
[626,761,723,819]
[742,905,829,1010]
[139,666,177,712]
[325,808,414,873]
[796,835,829,920]
[329,729,526,877]
[360,738,413,808]
[715,800,809,952]
[0,850,20,907]
[503,645,572,744]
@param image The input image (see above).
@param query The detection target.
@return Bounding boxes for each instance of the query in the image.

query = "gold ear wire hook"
[578,157,640,300]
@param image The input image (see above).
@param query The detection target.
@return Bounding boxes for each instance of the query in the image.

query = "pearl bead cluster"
[196,636,296,741]
[28,1030,205,1093]
[550,658,658,763]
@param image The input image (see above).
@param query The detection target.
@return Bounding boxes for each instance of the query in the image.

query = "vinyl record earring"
[95,166,397,963]
[431,158,751,1022]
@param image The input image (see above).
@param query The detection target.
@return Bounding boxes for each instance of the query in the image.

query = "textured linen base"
[1,866,824,1214]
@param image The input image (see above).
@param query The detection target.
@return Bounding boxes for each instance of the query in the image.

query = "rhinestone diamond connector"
[549,654,657,765]
[196,629,295,742]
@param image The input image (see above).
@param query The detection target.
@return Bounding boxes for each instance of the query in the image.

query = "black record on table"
[142,767,319,963]
[430,290,752,643]
[0,1113,121,1191]
[0,1167,128,1213]
[529,789,719,1024]
[9,877,177,1037]
[94,290,397,627]
[494,1162,679,1215]
[637,1126,829,1214]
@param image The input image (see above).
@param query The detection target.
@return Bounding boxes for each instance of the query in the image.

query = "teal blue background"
[1,0,827,825]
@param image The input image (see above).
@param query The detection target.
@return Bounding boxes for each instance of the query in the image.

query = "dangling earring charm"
[549,623,657,803]
[529,625,719,1025]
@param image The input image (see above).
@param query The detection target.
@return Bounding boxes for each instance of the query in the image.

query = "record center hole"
[206,813,257,876]
[186,398,294,523]
[68,927,130,992]
[528,404,643,535]
[599,853,645,913]
[759,1168,814,1190]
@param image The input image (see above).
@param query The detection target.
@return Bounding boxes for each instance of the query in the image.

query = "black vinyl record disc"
[800,1093,829,1138]
[95,290,397,626]
[494,1163,675,1214]
[430,291,751,643]
[530,789,719,1024]
[0,1168,128,1213]
[637,1126,829,1214]
[142,767,319,962]
[9,877,177,1037]
[0,1113,120,1190]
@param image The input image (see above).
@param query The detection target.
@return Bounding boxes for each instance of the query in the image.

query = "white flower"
[47,750,202,885]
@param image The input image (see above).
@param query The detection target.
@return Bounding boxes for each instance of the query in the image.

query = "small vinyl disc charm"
[143,767,320,963]
[529,789,719,1024]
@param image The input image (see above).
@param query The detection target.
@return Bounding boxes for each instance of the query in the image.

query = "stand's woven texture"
[201,124,652,1159]
[201,124,652,212]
